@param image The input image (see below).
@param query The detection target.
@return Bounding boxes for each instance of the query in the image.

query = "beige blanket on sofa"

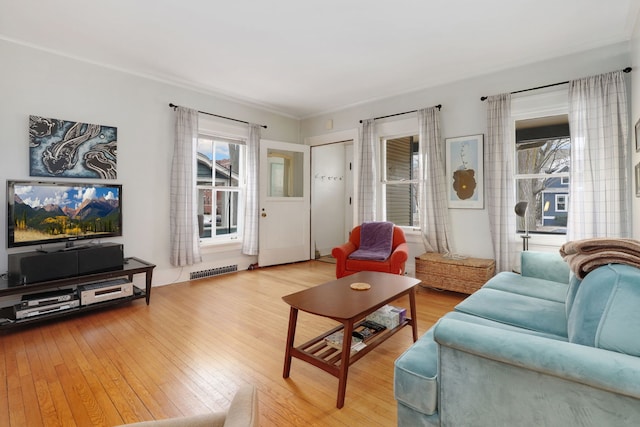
[559,238,640,279]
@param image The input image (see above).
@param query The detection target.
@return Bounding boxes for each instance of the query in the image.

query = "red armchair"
[331,224,409,278]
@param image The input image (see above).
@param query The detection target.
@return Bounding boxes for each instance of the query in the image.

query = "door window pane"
[267,149,304,197]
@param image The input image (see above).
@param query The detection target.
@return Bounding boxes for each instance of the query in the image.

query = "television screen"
[7,180,122,248]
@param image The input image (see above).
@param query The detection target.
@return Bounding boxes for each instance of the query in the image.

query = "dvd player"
[14,299,80,320]
[79,278,133,306]
[20,288,76,308]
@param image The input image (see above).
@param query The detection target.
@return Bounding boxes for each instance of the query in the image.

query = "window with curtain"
[380,134,420,228]
[197,135,245,242]
[514,115,571,235]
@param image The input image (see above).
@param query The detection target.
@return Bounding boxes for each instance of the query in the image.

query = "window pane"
[197,138,214,186]
[516,137,570,175]
[516,178,567,234]
[385,136,419,181]
[214,140,240,187]
[385,183,419,227]
[215,190,239,236]
[198,188,213,238]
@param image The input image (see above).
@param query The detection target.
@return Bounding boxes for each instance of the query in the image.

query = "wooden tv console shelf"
[0,256,155,330]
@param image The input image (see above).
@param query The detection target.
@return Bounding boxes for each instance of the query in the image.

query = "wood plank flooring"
[0,261,465,427]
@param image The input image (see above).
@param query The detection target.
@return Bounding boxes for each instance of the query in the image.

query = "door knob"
[261,212,267,217]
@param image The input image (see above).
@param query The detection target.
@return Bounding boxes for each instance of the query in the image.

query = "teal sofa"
[394,251,640,426]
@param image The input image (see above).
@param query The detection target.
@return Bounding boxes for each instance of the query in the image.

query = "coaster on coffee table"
[350,282,371,291]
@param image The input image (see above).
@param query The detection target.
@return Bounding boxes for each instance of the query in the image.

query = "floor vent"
[190,264,238,280]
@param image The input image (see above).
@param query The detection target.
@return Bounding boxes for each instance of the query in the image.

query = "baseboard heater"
[190,264,238,280]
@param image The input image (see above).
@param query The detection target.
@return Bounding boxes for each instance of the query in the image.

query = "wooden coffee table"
[282,271,420,408]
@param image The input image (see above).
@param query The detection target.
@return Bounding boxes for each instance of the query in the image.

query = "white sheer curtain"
[485,94,515,272]
[170,107,202,266]
[417,107,451,253]
[567,70,630,239]
[358,119,377,223]
[242,124,261,255]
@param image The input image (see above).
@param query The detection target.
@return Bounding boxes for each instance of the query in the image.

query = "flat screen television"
[7,180,122,249]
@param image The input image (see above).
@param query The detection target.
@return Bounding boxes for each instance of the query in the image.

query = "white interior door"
[258,140,310,267]
[310,142,354,257]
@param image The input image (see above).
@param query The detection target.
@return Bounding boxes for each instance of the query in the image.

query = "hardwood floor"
[0,261,465,426]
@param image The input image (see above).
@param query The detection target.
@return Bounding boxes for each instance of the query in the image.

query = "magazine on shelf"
[352,320,387,341]
[324,331,366,353]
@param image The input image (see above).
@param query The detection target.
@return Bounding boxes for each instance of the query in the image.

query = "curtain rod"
[480,67,632,101]
[359,104,442,124]
[169,103,267,129]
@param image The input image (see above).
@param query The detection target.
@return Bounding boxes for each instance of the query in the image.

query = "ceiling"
[1,1,639,119]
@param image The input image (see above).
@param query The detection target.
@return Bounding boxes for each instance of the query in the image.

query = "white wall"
[0,40,300,286]
[301,42,633,261]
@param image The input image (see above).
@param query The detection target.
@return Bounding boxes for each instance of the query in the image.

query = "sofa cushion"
[521,250,571,284]
[568,264,640,357]
[482,271,568,303]
[564,274,582,318]
[454,288,567,338]
[443,311,568,341]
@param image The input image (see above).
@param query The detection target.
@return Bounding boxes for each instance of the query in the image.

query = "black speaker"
[77,243,124,274]
[8,251,79,284]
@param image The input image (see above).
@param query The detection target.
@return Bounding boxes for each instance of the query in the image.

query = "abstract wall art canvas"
[29,115,117,179]
[445,134,484,209]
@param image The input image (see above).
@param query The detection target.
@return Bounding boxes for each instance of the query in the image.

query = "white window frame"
[375,118,422,234]
[511,89,570,248]
[197,118,248,247]
[380,135,420,227]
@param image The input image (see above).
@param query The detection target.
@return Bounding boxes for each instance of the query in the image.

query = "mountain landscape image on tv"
[7,181,122,248]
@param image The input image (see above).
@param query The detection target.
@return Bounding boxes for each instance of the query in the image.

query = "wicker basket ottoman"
[415,252,495,294]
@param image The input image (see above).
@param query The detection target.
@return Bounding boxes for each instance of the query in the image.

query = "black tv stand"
[61,243,99,251]
[36,242,102,253]
[0,256,155,330]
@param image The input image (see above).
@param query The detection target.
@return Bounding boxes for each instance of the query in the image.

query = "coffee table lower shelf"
[292,320,412,373]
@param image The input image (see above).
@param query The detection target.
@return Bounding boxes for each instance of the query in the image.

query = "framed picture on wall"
[29,115,118,179]
[636,118,640,152]
[445,134,484,209]
[636,162,640,197]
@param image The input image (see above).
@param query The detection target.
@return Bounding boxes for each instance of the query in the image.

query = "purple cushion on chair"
[348,221,394,260]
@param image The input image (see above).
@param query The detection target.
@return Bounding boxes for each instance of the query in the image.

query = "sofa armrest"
[521,251,570,284]
[115,385,258,427]
[224,385,259,427]
[332,242,357,278]
[389,242,409,275]
[331,242,356,260]
[434,318,640,398]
